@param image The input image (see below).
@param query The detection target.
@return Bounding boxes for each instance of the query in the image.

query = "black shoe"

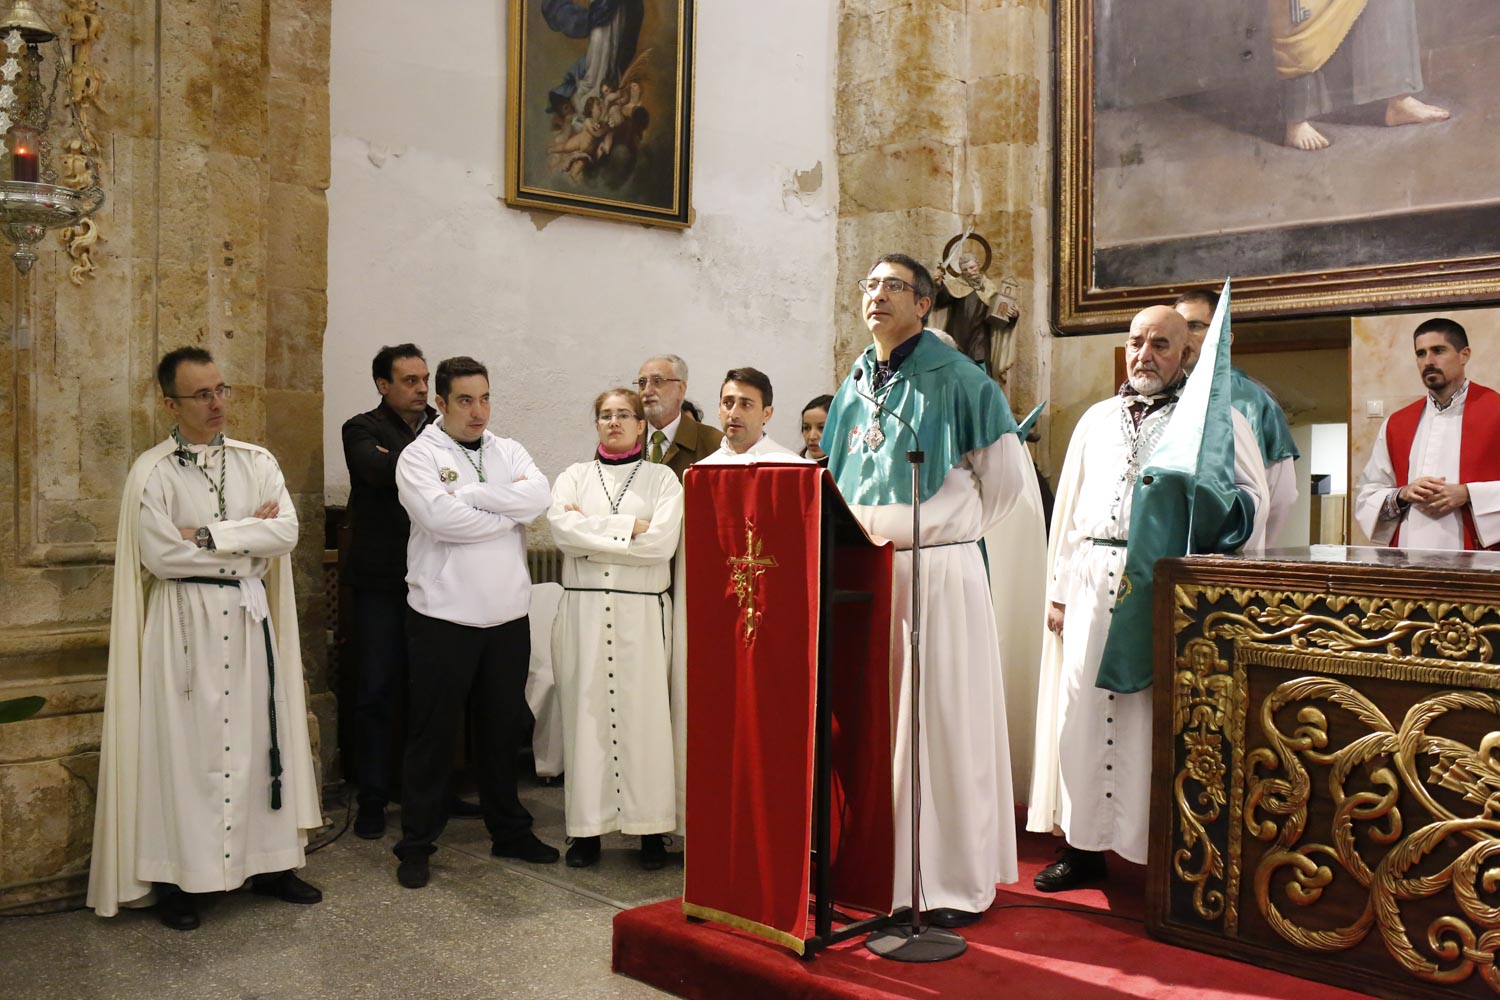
[639,834,668,871]
[396,856,430,889]
[354,803,386,840]
[448,796,483,818]
[250,870,323,904]
[566,836,602,868]
[923,907,981,928]
[157,887,199,931]
[1033,847,1108,893]
[492,831,560,865]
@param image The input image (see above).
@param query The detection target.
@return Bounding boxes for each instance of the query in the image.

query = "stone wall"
[0,0,331,913]
[835,0,1053,469]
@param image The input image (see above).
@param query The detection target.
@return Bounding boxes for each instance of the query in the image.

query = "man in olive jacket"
[636,354,723,480]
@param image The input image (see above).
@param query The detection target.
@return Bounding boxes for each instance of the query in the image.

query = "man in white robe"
[1028,307,1268,890]
[823,254,1043,928]
[667,367,808,838]
[1354,317,1500,550]
[88,348,323,929]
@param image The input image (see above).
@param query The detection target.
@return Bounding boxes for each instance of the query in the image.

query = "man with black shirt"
[343,344,479,838]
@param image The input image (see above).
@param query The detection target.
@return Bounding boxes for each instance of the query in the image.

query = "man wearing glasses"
[635,354,722,481]
[823,254,1042,928]
[89,347,324,930]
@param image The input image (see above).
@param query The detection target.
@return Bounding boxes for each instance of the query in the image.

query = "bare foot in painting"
[1385,95,1449,126]
[1285,120,1330,150]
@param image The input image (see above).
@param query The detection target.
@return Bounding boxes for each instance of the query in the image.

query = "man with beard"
[636,354,722,480]
[1354,318,1500,551]
[1028,305,1268,891]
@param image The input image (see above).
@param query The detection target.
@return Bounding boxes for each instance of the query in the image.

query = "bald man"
[1027,306,1269,892]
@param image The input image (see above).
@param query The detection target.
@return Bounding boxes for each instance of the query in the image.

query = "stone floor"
[0,781,675,999]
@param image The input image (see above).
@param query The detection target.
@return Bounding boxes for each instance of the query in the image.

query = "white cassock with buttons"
[547,459,683,838]
[89,437,320,915]
[1028,398,1266,864]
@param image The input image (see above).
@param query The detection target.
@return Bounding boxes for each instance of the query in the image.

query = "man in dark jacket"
[342,343,458,838]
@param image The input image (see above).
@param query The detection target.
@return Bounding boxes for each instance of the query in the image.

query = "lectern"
[680,463,895,957]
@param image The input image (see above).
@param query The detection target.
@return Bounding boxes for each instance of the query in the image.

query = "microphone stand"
[854,368,967,963]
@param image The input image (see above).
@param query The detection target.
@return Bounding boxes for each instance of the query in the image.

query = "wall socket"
[1365,400,1384,418]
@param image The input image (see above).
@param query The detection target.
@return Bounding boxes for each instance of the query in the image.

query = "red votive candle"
[12,146,37,183]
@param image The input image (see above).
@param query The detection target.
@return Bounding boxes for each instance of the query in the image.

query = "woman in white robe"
[548,388,684,869]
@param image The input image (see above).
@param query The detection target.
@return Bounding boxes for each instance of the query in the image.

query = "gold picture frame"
[505,0,695,228]
[1056,0,1500,333]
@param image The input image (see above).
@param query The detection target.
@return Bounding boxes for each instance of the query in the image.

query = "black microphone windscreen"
[853,368,864,383]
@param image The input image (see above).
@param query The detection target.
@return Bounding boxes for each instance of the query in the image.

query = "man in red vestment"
[1354,318,1500,551]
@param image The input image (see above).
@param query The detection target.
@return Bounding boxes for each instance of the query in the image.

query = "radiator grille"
[527,546,564,584]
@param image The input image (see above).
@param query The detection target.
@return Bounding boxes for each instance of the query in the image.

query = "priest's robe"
[89,438,320,915]
[1354,381,1500,550]
[1028,401,1267,864]
[825,331,1040,914]
[549,458,683,837]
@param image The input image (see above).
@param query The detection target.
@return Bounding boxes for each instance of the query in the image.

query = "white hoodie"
[396,420,550,627]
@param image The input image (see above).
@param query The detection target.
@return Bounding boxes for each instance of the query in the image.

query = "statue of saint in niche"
[930,233,1020,384]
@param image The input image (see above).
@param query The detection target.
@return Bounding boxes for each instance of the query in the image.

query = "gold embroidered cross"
[727,518,778,646]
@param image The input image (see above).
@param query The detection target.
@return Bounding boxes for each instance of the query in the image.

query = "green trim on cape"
[1231,367,1300,465]
[823,331,1018,506]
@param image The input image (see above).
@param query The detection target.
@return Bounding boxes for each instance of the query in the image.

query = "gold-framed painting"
[504,0,695,229]
[1056,0,1500,333]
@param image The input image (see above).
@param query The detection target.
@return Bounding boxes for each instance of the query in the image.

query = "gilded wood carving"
[1159,577,1500,998]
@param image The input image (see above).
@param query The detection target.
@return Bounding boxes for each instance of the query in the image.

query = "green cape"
[823,331,1017,506]
[1097,285,1257,693]
[1230,367,1300,465]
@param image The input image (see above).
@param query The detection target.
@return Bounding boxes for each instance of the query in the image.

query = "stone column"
[0,0,331,914]
[834,0,1052,470]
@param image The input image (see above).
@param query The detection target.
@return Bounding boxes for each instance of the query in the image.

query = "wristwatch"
[194,526,213,549]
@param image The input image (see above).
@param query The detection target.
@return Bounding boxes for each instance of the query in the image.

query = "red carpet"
[612,829,1376,1000]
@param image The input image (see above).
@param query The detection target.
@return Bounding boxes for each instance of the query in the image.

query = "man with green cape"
[1176,289,1301,542]
[823,253,1044,927]
[1027,301,1268,891]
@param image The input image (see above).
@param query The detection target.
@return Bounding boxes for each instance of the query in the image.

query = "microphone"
[852,368,923,458]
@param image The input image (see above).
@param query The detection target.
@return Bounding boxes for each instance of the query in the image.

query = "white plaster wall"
[324,1,839,504]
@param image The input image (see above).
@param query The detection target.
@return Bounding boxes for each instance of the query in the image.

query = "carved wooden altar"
[1149,547,1500,1000]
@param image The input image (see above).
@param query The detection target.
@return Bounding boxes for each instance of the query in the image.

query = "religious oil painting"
[1056,0,1500,331]
[505,0,695,228]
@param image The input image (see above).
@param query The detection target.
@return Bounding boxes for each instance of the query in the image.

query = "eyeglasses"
[596,410,640,423]
[633,376,682,390]
[168,385,233,404]
[856,277,917,295]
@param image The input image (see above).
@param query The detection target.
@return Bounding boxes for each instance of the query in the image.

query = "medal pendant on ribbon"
[863,423,886,451]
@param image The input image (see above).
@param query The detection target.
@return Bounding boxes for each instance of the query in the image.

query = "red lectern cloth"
[681,465,894,955]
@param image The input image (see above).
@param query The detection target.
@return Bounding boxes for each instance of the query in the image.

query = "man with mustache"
[1354,318,1500,551]
[1028,306,1268,892]
[636,354,722,481]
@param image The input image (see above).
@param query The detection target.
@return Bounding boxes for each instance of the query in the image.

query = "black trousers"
[394,609,533,860]
[352,587,408,809]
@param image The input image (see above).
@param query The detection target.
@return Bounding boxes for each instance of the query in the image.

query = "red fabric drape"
[682,465,894,953]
